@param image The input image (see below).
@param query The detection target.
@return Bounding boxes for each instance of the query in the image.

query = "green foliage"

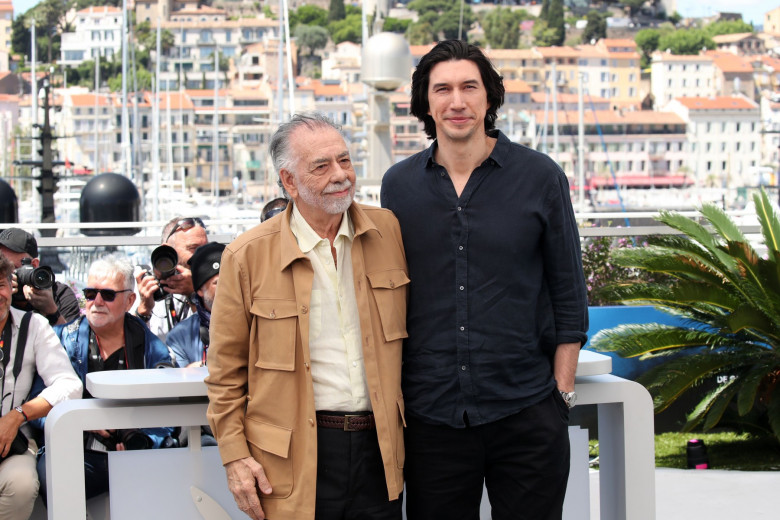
[294,24,329,56]
[328,0,346,22]
[668,11,682,25]
[705,19,754,37]
[290,6,328,30]
[406,0,473,42]
[135,21,175,54]
[582,10,607,45]
[621,0,645,16]
[582,236,671,306]
[635,28,661,68]
[328,14,362,44]
[590,431,780,470]
[534,0,564,47]
[589,189,780,443]
[480,7,531,49]
[533,20,564,48]
[383,17,411,34]
[657,28,715,55]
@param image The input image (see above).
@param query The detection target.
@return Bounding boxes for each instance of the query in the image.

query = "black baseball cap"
[0,228,38,258]
[189,242,226,292]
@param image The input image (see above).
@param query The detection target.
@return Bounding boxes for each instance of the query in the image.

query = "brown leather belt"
[316,413,375,431]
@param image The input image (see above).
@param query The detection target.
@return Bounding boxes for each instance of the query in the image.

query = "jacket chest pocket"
[251,299,298,371]
[367,269,410,342]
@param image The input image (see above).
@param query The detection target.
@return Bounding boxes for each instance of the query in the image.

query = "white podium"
[44,351,655,519]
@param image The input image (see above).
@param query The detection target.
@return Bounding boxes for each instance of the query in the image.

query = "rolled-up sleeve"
[34,316,82,405]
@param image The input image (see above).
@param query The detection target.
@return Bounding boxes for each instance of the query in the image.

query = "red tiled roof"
[674,96,757,110]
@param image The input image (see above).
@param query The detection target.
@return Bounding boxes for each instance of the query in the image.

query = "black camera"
[139,245,180,301]
[84,429,153,452]
[15,258,54,291]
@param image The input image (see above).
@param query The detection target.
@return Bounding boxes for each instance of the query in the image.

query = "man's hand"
[225,457,273,520]
[135,269,159,315]
[0,412,24,458]
[22,285,58,315]
[160,265,195,296]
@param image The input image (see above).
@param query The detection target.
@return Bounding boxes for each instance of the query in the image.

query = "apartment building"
[664,96,761,187]
[766,6,780,36]
[707,51,756,99]
[528,108,688,188]
[160,7,279,90]
[651,53,715,105]
[135,0,199,23]
[594,39,641,104]
[60,6,123,66]
[321,41,362,85]
[0,0,11,72]
[760,95,780,178]
[712,32,766,56]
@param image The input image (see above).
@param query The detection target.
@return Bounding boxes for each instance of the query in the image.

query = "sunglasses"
[165,218,206,242]
[83,288,133,302]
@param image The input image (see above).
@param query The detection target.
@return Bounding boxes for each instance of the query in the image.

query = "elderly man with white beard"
[205,112,409,520]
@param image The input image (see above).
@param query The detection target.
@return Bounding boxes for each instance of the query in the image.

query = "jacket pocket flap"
[366,269,410,290]
[250,299,299,320]
[245,418,293,459]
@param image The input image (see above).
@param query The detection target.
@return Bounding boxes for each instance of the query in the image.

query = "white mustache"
[323,180,352,194]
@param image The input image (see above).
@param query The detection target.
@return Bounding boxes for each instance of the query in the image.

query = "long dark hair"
[411,40,505,140]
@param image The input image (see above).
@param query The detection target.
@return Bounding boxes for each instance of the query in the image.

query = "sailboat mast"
[152,20,161,222]
[121,0,131,178]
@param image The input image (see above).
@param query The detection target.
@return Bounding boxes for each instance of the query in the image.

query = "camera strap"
[0,311,33,410]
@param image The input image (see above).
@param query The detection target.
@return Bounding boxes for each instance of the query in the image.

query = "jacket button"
[270,311,276,319]
[389,280,395,288]
[309,418,315,426]
[301,305,308,314]
[304,362,310,370]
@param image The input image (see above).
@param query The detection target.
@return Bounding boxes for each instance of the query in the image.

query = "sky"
[8,0,778,26]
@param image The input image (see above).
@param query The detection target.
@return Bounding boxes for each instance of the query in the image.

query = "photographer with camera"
[0,228,81,326]
[134,216,208,342]
[0,253,82,520]
[35,254,175,505]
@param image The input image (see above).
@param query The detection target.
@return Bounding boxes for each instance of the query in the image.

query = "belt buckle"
[343,414,361,431]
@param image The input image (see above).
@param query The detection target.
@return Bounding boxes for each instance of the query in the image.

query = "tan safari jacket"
[205,202,409,520]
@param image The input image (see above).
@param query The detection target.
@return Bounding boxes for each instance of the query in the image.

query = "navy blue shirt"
[381,131,588,428]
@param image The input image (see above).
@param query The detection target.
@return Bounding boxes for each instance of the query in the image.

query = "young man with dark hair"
[381,40,589,520]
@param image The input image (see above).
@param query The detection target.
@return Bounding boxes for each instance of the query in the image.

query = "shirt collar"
[289,202,354,255]
[424,129,510,170]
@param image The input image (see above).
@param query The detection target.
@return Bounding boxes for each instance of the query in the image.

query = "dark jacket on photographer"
[33,313,175,447]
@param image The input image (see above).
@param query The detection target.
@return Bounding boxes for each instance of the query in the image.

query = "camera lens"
[151,245,179,280]
[32,267,55,290]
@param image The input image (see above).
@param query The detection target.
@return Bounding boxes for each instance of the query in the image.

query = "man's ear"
[279,169,298,199]
[125,291,136,312]
[30,257,40,268]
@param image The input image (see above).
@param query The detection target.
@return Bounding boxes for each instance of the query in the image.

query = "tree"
[383,17,411,34]
[668,11,682,25]
[481,7,528,50]
[406,0,474,42]
[635,28,661,68]
[582,10,607,44]
[294,24,329,56]
[590,189,780,443]
[540,0,550,21]
[328,13,362,44]
[11,16,30,57]
[705,20,754,37]
[328,0,346,22]
[657,28,715,55]
[407,21,436,45]
[621,0,646,16]
[290,5,328,31]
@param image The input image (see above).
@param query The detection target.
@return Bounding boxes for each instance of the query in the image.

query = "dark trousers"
[404,390,571,520]
[315,420,402,520]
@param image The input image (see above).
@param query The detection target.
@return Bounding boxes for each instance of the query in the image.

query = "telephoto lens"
[151,245,178,280]
[15,258,55,290]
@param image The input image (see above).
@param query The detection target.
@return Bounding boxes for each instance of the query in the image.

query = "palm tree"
[589,189,780,442]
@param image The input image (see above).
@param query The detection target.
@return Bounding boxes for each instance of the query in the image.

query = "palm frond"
[754,189,780,255]
[656,210,738,272]
[590,324,732,358]
[636,350,766,412]
[736,364,774,416]
[700,203,749,244]
[683,377,741,431]
[726,305,780,344]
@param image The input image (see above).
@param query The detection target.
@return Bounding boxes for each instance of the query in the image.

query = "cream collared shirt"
[289,203,370,412]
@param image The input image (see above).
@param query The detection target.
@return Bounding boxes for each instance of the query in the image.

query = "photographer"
[0,228,81,326]
[0,253,82,520]
[135,216,208,342]
[36,254,174,504]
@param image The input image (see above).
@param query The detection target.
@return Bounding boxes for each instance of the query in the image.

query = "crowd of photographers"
[0,197,289,518]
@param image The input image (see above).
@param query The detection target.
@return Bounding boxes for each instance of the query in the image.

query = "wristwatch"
[560,390,577,409]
